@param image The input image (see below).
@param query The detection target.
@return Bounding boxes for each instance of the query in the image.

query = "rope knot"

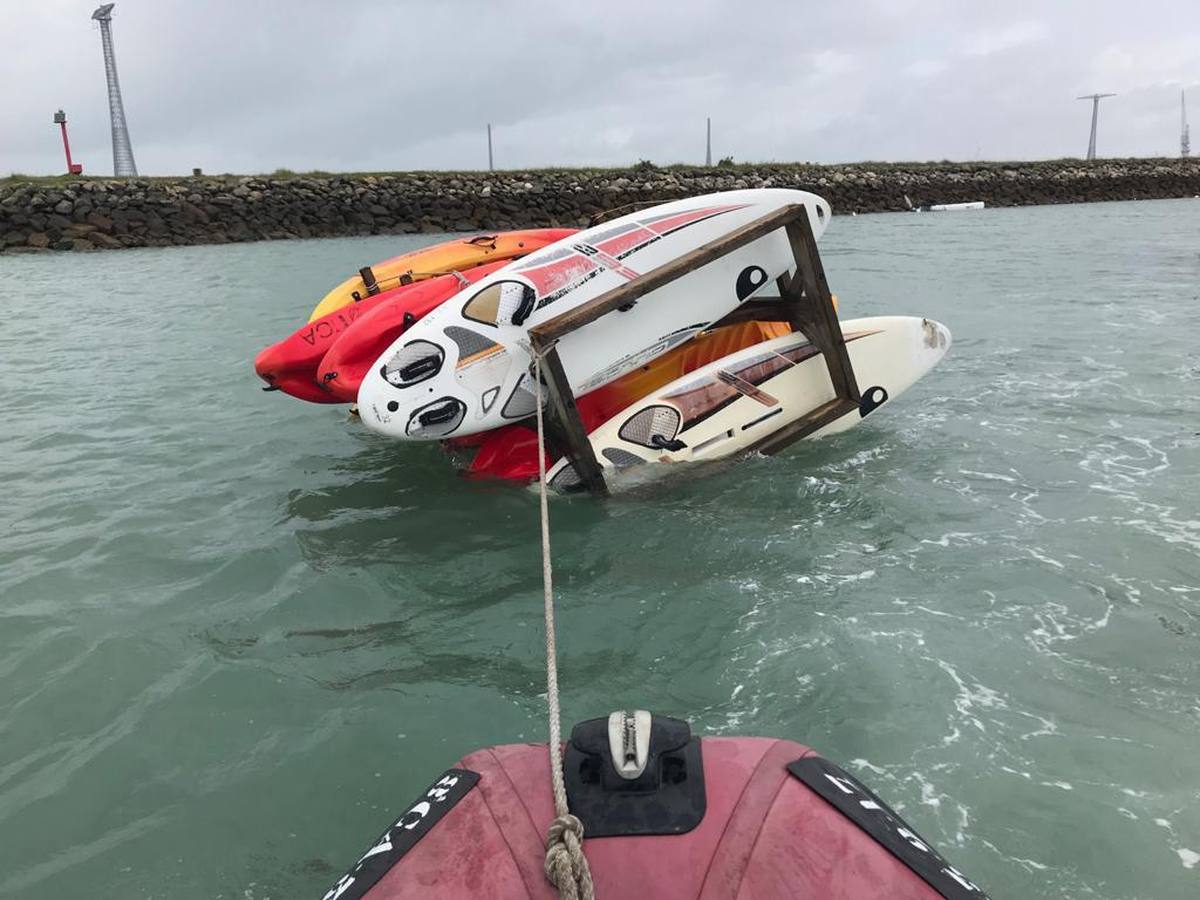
[546,813,585,847]
[535,355,595,900]
[544,814,594,900]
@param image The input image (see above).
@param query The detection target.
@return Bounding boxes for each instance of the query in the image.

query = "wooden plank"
[748,397,859,456]
[529,203,810,344]
[538,406,570,461]
[774,272,811,335]
[783,215,861,403]
[774,272,853,402]
[531,341,608,496]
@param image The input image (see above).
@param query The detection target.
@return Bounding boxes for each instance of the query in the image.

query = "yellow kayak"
[307,228,577,322]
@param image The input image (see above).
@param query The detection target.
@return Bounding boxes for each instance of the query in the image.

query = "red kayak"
[322,712,986,899]
[254,290,398,403]
[256,264,502,404]
[315,263,508,403]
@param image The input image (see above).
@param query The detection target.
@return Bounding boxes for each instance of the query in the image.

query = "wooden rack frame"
[528,203,862,496]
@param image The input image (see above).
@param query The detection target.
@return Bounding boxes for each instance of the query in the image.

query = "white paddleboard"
[543,316,952,492]
[356,189,832,440]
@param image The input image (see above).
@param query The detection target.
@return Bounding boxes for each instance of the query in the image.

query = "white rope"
[533,353,596,900]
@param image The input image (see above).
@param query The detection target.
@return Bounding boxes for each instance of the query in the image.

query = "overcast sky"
[2,0,1197,176]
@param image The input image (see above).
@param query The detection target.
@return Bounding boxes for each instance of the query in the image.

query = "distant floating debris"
[928,201,985,212]
[904,195,985,213]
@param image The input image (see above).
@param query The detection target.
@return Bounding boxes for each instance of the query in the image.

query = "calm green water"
[2,200,1198,899]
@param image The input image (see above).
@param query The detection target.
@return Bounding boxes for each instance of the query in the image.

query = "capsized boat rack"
[528,203,864,496]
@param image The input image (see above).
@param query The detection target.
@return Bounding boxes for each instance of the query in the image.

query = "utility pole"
[487,123,494,171]
[1182,90,1191,159]
[1076,93,1115,160]
[705,117,712,166]
[92,4,138,176]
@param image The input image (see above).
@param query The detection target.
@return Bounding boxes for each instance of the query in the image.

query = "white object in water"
[928,201,985,211]
[543,316,952,492]
[355,189,832,440]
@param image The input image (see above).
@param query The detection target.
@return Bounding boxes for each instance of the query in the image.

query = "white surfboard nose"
[921,318,952,357]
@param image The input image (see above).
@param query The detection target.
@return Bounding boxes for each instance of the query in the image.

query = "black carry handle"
[418,404,460,426]
[859,385,888,417]
[398,356,440,383]
[650,435,687,452]
[510,288,537,327]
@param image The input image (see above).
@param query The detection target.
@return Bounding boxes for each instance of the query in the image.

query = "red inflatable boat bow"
[322,714,988,900]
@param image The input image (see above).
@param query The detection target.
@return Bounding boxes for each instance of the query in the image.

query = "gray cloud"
[1,0,1196,176]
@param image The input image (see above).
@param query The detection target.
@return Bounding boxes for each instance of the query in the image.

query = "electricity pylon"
[92,4,138,177]
[1182,90,1191,159]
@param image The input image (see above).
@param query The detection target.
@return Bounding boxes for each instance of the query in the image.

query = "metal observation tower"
[92,3,138,176]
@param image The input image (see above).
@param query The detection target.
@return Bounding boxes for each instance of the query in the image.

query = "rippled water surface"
[2,200,1199,899]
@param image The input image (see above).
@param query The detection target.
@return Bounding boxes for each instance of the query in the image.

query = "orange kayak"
[307,228,578,322]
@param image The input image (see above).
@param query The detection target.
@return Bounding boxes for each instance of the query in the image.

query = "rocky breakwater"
[2,158,1198,254]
